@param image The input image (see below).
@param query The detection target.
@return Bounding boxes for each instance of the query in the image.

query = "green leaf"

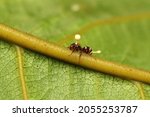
[0,0,150,99]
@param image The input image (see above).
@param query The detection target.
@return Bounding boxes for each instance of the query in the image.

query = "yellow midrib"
[16,46,28,100]
[133,81,145,100]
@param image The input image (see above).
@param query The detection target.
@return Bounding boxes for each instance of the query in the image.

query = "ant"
[68,34,101,56]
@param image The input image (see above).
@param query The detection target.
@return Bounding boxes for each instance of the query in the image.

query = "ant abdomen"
[82,46,92,55]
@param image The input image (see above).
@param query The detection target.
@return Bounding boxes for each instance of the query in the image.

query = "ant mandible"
[68,34,101,55]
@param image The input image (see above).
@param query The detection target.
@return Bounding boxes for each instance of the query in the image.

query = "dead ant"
[68,34,101,56]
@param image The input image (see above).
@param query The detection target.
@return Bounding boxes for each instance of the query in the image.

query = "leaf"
[0,0,150,99]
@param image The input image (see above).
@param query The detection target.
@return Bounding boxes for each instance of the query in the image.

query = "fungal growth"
[68,34,82,52]
[68,34,101,55]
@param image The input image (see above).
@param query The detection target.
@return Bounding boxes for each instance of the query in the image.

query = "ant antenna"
[92,50,101,54]
[74,34,81,44]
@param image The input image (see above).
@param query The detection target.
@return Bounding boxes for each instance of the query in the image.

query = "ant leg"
[78,51,82,64]
[68,49,75,56]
